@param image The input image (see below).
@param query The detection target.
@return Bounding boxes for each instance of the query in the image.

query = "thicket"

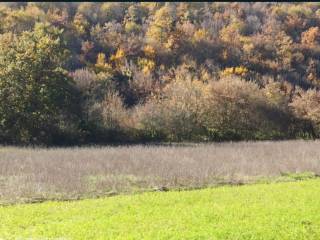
[0,2,320,145]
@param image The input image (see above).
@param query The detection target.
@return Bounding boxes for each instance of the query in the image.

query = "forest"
[1,2,320,145]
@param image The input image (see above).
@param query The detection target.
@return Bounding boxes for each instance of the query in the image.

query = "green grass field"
[1,179,320,240]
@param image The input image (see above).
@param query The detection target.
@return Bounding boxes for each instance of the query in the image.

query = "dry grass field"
[1,140,320,204]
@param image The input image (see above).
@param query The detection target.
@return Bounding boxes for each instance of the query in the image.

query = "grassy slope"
[1,180,320,240]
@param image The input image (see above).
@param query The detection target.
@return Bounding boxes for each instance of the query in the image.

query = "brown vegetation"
[1,140,320,204]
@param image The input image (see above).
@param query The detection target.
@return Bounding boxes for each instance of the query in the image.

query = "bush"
[86,90,129,143]
[132,78,209,141]
[130,76,301,142]
[203,77,262,140]
[290,88,320,137]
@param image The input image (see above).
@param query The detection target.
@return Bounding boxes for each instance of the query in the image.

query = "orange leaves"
[301,27,320,46]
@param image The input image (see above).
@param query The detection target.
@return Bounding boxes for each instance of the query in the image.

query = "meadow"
[1,140,320,204]
[2,2,320,239]
[1,179,320,239]
[1,140,320,239]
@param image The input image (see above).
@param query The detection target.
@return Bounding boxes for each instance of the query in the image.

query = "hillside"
[1,2,320,144]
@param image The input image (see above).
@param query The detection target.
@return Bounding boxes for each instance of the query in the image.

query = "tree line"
[0,2,320,145]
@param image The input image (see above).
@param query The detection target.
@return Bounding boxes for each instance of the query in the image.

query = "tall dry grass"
[1,140,320,204]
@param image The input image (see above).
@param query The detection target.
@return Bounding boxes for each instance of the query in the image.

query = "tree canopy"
[1,2,320,144]
[0,23,77,144]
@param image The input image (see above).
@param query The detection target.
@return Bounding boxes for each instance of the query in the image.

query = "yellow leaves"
[95,53,112,72]
[234,66,248,76]
[153,5,175,29]
[146,25,162,44]
[143,45,156,58]
[110,48,127,69]
[239,36,251,44]
[287,4,312,17]
[96,53,106,66]
[193,29,208,42]
[221,67,234,76]
[138,58,155,74]
[146,5,175,45]
[124,21,141,34]
[110,48,125,62]
[221,66,248,77]
[219,20,245,46]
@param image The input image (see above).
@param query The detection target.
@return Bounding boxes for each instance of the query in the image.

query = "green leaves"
[0,22,76,144]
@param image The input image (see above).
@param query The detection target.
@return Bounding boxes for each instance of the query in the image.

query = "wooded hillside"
[1,2,320,144]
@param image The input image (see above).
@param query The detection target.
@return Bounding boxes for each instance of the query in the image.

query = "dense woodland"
[1,2,320,145]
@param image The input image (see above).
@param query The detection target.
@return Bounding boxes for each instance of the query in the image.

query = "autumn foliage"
[0,2,320,144]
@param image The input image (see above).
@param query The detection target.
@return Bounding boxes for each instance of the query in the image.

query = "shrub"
[203,76,289,140]
[128,65,159,104]
[132,78,209,141]
[88,90,129,142]
[131,75,298,142]
[290,88,320,137]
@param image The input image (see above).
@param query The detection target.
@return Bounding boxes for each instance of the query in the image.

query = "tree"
[71,67,118,142]
[125,4,148,25]
[0,23,77,144]
[77,2,98,24]
[290,88,320,137]
[2,6,42,34]
[98,3,126,24]
[133,73,209,141]
[72,13,89,36]
[146,4,177,47]
[0,2,320,144]
[301,27,320,46]
[203,76,288,140]
[305,59,320,86]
